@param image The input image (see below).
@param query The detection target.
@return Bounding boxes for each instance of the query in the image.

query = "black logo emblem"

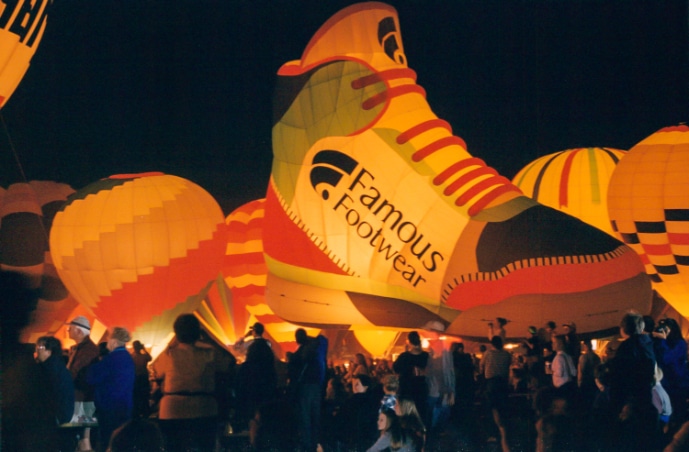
[310,150,358,200]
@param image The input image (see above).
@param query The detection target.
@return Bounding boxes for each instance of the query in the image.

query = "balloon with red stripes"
[49,172,228,347]
[608,125,689,316]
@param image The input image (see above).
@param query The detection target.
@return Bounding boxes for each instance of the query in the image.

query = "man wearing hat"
[66,315,100,423]
[87,327,135,450]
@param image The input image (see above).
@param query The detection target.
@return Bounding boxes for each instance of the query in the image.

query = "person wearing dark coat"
[87,327,135,451]
[393,331,430,427]
[292,328,329,452]
[608,311,656,414]
[130,340,152,417]
[335,374,380,451]
[66,315,100,411]
[36,335,75,425]
[451,341,475,419]
[236,322,278,431]
[1,271,62,451]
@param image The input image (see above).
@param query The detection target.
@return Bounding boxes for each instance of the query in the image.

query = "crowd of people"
[5,268,689,451]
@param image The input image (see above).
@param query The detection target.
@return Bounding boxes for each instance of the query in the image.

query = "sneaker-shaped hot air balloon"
[49,173,228,348]
[608,125,689,317]
[263,2,651,340]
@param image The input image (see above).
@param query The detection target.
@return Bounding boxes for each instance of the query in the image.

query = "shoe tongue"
[301,2,408,71]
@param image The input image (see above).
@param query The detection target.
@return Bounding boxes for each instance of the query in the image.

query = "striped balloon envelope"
[198,198,319,358]
[513,147,626,237]
[0,180,79,342]
[608,125,689,316]
[49,172,228,349]
[198,199,401,359]
[0,0,51,108]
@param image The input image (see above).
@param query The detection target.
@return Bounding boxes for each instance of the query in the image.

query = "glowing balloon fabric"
[608,125,689,316]
[0,181,78,342]
[198,199,318,357]
[0,0,51,108]
[49,173,228,346]
[353,329,398,358]
[263,2,651,339]
[198,199,267,346]
[513,147,626,236]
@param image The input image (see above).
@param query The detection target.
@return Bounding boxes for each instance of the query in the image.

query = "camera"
[655,319,667,333]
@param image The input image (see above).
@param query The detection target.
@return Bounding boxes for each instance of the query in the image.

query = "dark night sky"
[1,0,687,215]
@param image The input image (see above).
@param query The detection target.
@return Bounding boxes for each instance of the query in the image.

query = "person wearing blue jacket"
[653,317,689,430]
[87,327,135,451]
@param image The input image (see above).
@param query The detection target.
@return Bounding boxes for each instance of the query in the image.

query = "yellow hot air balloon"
[608,125,689,316]
[513,147,626,237]
[0,0,51,108]
[353,329,399,358]
[49,172,228,349]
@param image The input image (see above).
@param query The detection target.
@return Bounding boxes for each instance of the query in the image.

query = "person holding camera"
[653,318,689,430]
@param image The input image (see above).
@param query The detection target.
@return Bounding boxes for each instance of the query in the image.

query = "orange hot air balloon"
[198,198,318,357]
[0,181,78,342]
[513,147,626,237]
[608,125,689,316]
[0,0,51,108]
[49,172,228,348]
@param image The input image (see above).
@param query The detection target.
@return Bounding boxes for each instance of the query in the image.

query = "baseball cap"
[67,315,91,331]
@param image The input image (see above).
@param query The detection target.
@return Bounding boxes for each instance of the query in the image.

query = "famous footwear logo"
[377,16,406,65]
[310,149,444,288]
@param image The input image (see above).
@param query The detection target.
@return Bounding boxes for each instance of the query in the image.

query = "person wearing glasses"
[35,336,75,425]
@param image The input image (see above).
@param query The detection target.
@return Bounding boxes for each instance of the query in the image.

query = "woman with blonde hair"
[394,398,426,451]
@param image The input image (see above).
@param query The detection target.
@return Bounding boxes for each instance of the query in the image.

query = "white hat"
[67,315,91,331]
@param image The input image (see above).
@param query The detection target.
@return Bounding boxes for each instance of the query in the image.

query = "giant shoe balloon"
[0,181,78,342]
[0,0,51,108]
[608,125,689,317]
[50,173,228,347]
[263,2,651,339]
[513,147,626,237]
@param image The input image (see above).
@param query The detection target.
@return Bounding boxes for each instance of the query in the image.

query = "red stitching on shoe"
[468,183,517,216]
[434,158,486,185]
[444,166,497,196]
[353,69,521,215]
[362,85,425,110]
[352,68,417,89]
[397,119,452,144]
[412,136,466,161]
[458,176,513,207]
